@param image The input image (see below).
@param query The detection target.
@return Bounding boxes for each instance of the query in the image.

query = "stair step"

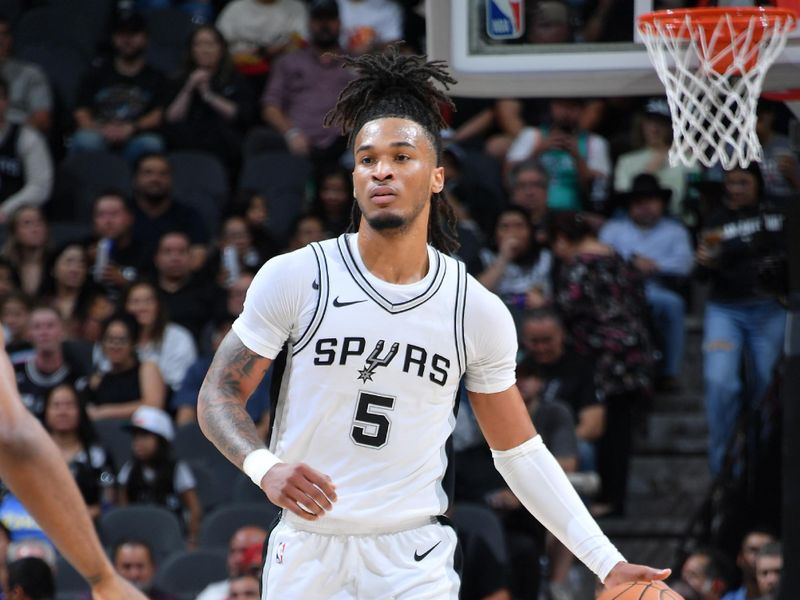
[601,516,689,538]
[628,455,710,497]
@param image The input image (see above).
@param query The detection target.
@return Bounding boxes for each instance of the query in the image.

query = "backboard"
[425,1,800,98]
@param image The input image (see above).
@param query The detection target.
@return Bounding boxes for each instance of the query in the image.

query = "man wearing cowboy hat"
[600,173,693,391]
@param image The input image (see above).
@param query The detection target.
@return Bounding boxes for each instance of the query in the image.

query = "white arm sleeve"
[492,435,626,583]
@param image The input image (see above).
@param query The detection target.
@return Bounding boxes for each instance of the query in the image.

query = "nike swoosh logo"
[414,541,441,562]
[312,280,319,290]
[332,297,367,307]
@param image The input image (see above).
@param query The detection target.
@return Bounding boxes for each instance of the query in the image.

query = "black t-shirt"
[526,351,601,419]
[14,354,89,420]
[86,364,141,407]
[76,61,166,123]
[133,199,210,264]
[159,275,218,341]
[697,202,787,303]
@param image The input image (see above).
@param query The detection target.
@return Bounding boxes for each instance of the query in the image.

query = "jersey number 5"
[351,391,395,449]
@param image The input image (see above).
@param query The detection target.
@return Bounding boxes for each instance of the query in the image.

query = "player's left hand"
[604,561,671,589]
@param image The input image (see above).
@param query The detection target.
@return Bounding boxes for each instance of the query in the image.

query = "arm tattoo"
[198,332,270,466]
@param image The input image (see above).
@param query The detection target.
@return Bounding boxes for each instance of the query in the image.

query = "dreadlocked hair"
[324,47,461,255]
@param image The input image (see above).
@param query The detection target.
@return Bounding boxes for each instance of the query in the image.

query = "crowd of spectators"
[0,0,793,599]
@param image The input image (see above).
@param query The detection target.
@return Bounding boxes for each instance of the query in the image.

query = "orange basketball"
[598,580,685,600]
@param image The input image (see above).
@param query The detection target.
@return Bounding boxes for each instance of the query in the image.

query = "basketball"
[598,580,685,600]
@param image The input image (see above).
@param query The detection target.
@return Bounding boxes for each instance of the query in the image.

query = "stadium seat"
[16,43,88,111]
[232,471,269,503]
[99,505,185,562]
[199,502,280,549]
[238,152,312,245]
[14,7,97,59]
[51,151,131,223]
[152,548,228,600]
[169,151,229,234]
[189,461,228,513]
[92,417,132,471]
[54,554,90,600]
[144,8,195,76]
[174,422,240,490]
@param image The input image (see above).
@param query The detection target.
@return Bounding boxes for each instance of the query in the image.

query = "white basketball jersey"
[233,234,518,534]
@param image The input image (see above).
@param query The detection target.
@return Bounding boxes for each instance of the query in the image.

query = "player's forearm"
[0,412,115,586]
[198,331,272,466]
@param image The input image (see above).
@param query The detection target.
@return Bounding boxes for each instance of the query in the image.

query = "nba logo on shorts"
[275,542,286,564]
[486,0,524,40]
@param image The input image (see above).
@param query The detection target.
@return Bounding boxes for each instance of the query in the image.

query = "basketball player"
[198,50,670,597]
[0,329,146,599]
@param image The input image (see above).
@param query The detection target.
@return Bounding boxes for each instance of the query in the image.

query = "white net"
[639,10,796,169]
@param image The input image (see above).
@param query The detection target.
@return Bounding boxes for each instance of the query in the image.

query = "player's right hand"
[262,463,337,520]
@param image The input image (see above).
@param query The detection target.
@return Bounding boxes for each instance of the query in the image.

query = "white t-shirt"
[232,234,517,533]
[337,0,404,50]
[216,0,309,55]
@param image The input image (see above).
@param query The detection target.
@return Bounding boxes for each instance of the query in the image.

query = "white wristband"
[242,448,282,487]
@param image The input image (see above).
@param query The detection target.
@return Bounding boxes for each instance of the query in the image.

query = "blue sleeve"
[170,359,209,409]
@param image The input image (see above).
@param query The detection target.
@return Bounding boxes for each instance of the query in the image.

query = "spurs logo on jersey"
[312,337,451,385]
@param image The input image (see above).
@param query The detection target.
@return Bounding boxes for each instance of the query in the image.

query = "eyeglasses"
[103,335,131,346]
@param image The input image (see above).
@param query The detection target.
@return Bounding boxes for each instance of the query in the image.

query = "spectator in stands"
[600,174,693,391]
[551,211,654,517]
[118,406,202,546]
[79,290,116,345]
[682,548,734,600]
[519,309,604,469]
[113,539,178,600]
[39,243,96,338]
[172,317,270,435]
[85,312,166,421]
[723,529,777,600]
[220,272,254,321]
[216,0,308,75]
[5,538,56,569]
[1,291,33,363]
[506,98,611,211]
[696,165,787,477]
[14,306,89,421]
[0,206,48,296]
[72,12,165,164]
[196,525,268,600]
[260,0,353,169]
[120,280,196,392]
[228,189,280,260]
[477,206,552,311]
[754,542,781,600]
[507,160,551,246]
[153,231,215,341]
[755,100,800,206]
[614,98,699,216]
[0,17,53,132]
[227,573,261,600]
[526,0,573,44]
[207,215,269,289]
[164,25,253,171]
[43,384,116,519]
[131,153,210,271]
[285,212,327,252]
[310,166,352,238]
[91,191,147,296]
[337,0,404,55]
[0,77,52,223]
[5,557,54,600]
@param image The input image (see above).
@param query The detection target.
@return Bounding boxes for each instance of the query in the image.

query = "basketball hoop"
[638,7,797,169]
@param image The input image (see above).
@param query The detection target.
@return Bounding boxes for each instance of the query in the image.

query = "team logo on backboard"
[357,340,399,383]
[486,0,524,40]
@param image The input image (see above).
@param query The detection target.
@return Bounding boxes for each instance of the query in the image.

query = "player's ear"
[431,166,444,194]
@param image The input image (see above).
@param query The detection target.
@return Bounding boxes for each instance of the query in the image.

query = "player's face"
[353,118,444,235]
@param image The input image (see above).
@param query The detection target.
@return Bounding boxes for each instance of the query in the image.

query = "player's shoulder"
[463,268,509,316]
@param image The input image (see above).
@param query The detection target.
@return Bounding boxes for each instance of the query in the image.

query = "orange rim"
[638,7,797,38]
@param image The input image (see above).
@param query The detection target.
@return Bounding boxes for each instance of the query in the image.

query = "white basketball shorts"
[261,517,460,599]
